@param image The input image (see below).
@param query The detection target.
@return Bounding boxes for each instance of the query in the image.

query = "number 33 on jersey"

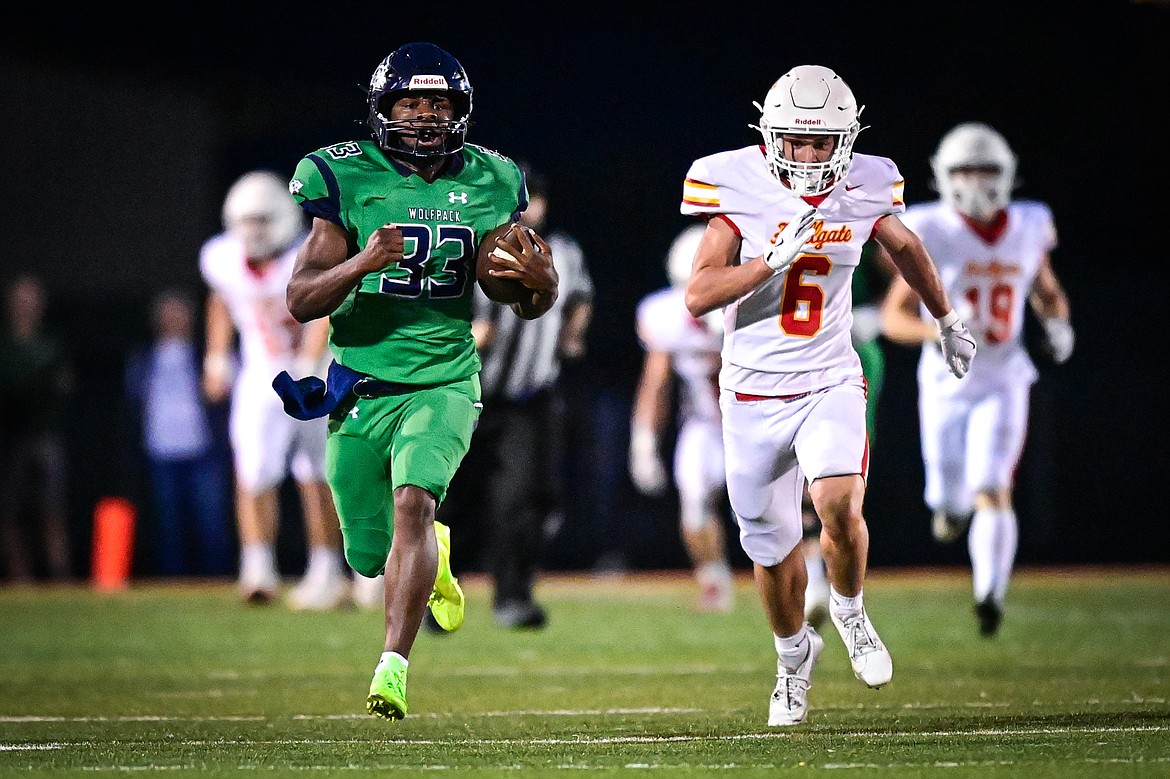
[289,139,525,385]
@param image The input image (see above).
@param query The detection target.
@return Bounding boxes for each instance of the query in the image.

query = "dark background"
[1,2,1165,577]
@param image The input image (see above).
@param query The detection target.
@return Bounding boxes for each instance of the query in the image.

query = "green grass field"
[1,566,1168,777]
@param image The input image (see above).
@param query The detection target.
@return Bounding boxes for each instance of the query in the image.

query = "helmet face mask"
[751,65,863,196]
[368,42,473,159]
[931,122,1017,220]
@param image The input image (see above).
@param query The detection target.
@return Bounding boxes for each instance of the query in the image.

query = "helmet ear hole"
[374,94,396,117]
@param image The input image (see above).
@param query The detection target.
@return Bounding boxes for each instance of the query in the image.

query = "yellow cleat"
[366,657,408,721]
[428,521,465,631]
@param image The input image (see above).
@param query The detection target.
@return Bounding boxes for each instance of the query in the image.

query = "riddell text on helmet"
[409,75,449,89]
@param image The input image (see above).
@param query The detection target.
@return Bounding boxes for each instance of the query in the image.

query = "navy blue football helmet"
[367,42,473,159]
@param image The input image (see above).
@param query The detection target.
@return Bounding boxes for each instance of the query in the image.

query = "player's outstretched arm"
[202,291,235,403]
[629,348,672,496]
[287,218,402,323]
[875,215,975,378]
[879,276,935,346]
[1029,253,1074,364]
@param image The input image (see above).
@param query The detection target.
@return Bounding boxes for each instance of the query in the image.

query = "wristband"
[936,309,960,329]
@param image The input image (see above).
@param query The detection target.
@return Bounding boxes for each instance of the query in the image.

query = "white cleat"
[238,562,279,605]
[830,608,893,688]
[768,627,824,726]
[352,573,385,610]
[697,579,735,613]
[804,580,830,630]
[287,570,350,611]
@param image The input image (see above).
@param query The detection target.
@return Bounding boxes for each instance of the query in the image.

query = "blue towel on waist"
[272,360,364,420]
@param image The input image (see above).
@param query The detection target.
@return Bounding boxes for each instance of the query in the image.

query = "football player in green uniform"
[283,42,558,721]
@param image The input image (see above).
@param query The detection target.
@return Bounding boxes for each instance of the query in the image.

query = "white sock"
[305,545,343,579]
[992,508,1018,603]
[376,651,408,671]
[697,560,732,586]
[774,625,810,672]
[829,586,863,616]
[968,508,998,602]
[241,542,275,574]
[804,547,828,590]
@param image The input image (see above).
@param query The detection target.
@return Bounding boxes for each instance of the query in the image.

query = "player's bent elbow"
[684,288,715,319]
[286,288,322,324]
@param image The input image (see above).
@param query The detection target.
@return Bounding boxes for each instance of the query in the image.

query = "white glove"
[1042,317,1074,364]
[629,425,667,496]
[850,304,882,345]
[763,207,817,273]
[937,310,977,379]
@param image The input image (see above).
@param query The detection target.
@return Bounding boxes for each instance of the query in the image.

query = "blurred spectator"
[438,163,594,629]
[124,289,233,577]
[0,275,74,582]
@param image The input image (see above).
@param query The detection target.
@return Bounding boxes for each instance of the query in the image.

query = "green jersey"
[290,140,525,384]
[852,239,882,308]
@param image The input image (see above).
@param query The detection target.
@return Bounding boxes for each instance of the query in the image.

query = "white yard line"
[3,696,1164,723]
[2,723,1165,748]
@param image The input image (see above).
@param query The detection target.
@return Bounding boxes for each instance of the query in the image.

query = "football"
[476,224,538,304]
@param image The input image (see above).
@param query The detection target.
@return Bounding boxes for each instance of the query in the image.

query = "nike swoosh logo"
[845,184,862,191]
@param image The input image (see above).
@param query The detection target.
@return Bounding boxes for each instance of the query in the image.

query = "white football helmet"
[222,170,304,259]
[666,222,705,288]
[752,65,864,196]
[931,122,1017,220]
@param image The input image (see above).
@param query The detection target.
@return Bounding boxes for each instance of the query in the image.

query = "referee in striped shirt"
[438,164,594,630]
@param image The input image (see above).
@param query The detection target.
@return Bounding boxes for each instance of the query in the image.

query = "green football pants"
[325,375,481,577]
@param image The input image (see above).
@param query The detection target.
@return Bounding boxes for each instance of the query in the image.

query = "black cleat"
[975,597,1002,637]
[494,600,548,630]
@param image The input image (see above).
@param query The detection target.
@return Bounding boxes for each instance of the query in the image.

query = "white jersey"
[681,147,904,395]
[635,286,722,426]
[902,200,1056,394]
[199,230,327,491]
[198,232,309,381]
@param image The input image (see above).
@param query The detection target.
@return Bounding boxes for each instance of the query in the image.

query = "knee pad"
[343,524,392,578]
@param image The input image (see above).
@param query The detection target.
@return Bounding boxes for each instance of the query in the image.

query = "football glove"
[850,304,882,346]
[937,310,977,379]
[1042,317,1074,364]
[629,425,667,496]
[763,207,817,273]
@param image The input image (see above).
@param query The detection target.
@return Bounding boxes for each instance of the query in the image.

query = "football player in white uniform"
[681,65,975,726]
[630,223,736,613]
[881,123,1073,637]
[201,170,354,609]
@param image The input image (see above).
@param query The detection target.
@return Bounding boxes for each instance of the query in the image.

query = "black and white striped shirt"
[474,230,594,402]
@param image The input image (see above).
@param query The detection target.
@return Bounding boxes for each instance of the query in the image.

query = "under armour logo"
[349,406,360,420]
[448,191,468,204]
